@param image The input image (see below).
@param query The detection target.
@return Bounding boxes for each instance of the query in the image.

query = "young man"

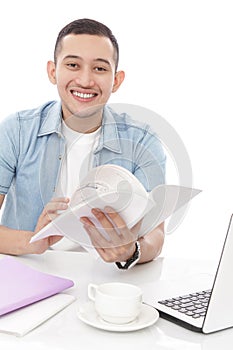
[0,19,166,268]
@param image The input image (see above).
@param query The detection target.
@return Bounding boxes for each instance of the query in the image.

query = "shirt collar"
[94,105,122,154]
[38,101,62,136]
[38,102,122,154]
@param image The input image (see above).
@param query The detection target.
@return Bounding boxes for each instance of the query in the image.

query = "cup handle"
[88,283,98,301]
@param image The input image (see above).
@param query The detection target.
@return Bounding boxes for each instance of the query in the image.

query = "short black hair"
[54,18,119,71]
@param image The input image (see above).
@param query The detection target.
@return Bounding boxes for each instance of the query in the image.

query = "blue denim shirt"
[0,101,166,231]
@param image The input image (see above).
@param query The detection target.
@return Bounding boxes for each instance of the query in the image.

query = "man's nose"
[74,68,95,88]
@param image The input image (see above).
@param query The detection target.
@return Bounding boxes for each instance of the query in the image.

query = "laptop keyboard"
[158,289,212,319]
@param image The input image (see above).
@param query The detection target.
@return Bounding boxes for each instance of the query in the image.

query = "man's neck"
[62,109,103,134]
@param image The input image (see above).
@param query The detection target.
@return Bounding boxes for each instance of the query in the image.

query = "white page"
[31,165,201,255]
[138,185,202,236]
[0,294,75,336]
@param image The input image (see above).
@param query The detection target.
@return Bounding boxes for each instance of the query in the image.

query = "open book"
[31,164,201,253]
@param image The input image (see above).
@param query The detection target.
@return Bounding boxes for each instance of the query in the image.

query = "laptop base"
[158,309,203,333]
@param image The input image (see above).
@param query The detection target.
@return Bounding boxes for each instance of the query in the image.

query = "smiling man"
[0,19,166,268]
[48,32,124,132]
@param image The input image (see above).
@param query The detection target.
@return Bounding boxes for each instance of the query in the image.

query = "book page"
[138,185,201,236]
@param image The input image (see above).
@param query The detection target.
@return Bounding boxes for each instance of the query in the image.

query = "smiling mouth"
[71,91,97,99]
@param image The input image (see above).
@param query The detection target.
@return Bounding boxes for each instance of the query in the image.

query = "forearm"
[0,225,34,255]
[0,196,66,256]
[138,223,164,264]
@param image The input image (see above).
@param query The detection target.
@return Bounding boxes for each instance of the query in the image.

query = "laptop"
[150,214,233,334]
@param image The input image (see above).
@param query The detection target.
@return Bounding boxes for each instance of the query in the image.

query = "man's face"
[47,34,124,122]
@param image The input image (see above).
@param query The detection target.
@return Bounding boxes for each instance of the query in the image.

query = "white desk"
[0,251,233,350]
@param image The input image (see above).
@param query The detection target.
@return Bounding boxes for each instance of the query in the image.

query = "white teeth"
[72,91,95,98]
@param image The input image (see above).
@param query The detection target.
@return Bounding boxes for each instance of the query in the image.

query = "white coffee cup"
[88,282,142,324]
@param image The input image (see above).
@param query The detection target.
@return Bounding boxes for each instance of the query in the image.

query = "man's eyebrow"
[63,55,82,60]
[94,58,111,66]
[63,55,111,66]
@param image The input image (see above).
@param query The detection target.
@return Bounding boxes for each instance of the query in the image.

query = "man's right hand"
[24,197,71,255]
[34,197,70,233]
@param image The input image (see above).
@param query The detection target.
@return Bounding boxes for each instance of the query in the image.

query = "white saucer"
[77,302,159,332]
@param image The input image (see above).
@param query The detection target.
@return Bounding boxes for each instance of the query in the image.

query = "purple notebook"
[0,256,74,316]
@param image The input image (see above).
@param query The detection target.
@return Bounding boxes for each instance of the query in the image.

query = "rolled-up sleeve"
[133,126,166,191]
[0,115,19,194]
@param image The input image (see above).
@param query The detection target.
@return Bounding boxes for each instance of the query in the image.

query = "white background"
[0,0,233,261]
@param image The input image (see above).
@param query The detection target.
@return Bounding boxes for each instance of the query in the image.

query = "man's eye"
[94,67,107,72]
[67,63,78,69]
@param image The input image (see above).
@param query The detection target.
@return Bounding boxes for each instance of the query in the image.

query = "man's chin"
[64,103,104,132]
[72,104,104,119]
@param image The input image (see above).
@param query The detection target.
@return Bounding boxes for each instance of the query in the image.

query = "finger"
[83,223,111,249]
[91,208,119,236]
[131,218,143,235]
[81,209,124,234]
[92,207,131,241]
[92,208,115,228]
[104,207,128,232]
[48,235,64,246]
[44,213,59,221]
[84,222,135,260]
[45,201,69,213]
[94,247,118,263]
[41,202,69,222]
[44,197,69,214]
[104,207,136,242]
[80,216,113,248]
[80,216,95,227]
[50,197,70,203]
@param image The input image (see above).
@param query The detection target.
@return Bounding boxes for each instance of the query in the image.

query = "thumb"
[131,218,143,235]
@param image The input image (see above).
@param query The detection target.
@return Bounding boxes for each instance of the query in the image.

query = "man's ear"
[47,61,57,85]
[112,70,125,93]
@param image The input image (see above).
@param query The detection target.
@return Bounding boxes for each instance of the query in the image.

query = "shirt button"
[58,155,62,160]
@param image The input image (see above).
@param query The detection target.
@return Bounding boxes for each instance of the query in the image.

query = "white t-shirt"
[55,119,101,198]
[52,119,101,251]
